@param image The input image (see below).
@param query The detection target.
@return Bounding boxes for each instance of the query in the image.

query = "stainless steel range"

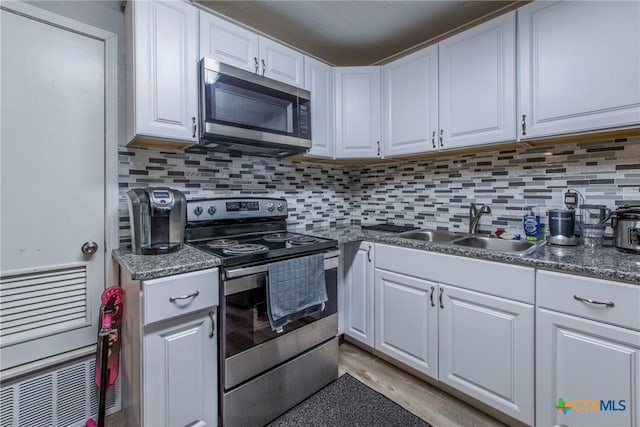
[186,197,339,427]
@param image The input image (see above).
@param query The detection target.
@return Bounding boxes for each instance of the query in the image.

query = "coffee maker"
[127,187,186,255]
[547,190,580,246]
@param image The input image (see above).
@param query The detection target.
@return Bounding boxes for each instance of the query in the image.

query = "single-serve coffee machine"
[127,187,186,255]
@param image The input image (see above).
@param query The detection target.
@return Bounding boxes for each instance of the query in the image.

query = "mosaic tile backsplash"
[118,137,640,244]
[351,137,640,236]
[118,148,352,244]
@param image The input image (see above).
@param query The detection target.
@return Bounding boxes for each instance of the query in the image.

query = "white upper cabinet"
[438,11,516,150]
[383,45,439,157]
[518,1,640,139]
[200,11,304,87]
[199,11,259,72]
[334,67,382,159]
[304,56,335,158]
[259,37,304,87]
[127,0,199,148]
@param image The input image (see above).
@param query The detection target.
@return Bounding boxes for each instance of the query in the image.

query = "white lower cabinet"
[144,310,217,427]
[371,244,534,425]
[121,268,219,427]
[342,242,374,347]
[438,284,533,423]
[374,269,438,378]
[536,270,640,427]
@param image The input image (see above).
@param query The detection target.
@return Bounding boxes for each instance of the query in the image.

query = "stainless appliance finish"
[547,208,579,246]
[199,59,311,158]
[185,197,339,427]
[612,204,640,253]
[224,337,339,427]
[127,187,186,254]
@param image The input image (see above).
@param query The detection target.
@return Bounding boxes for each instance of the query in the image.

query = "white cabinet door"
[129,0,199,145]
[383,45,438,157]
[144,309,218,427]
[439,284,534,424]
[259,37,304,87]
[343,242,374,347]
[305,56,335,158]
[374,269,438,379]
[335,67,382,159]
[518,1,640,139]
[438,11,516,149]
[199,11,259,71]
[537,308,640,427]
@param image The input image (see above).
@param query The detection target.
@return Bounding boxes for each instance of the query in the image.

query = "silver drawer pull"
[169,290,200,303]
[573,294,614,308]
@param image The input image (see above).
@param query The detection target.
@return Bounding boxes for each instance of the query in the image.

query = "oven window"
[205,70,298,137]
[224,269,337,358]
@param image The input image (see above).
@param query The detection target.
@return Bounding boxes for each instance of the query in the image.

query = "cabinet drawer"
[537,270,640,331]
[143,268,219,325]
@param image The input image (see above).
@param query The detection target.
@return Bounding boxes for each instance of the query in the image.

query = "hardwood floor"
[339,341,508,427]
[107,341,507,427]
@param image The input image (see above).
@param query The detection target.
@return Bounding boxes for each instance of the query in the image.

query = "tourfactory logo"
[556,397,627,414]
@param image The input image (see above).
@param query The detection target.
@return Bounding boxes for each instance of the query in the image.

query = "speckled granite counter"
[301,225,640,284]
[113,245,222,281]
[113,226,640,283]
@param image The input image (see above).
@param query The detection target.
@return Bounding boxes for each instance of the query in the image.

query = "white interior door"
[1,7,106,370]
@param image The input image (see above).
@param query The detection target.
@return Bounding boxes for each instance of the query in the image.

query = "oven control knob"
[276,203,284,212]
[267,203,275,212]
[194,206,203,216]
[207,206,216,215]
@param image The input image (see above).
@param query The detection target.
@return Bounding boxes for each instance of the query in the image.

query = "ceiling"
[197,1,524,66]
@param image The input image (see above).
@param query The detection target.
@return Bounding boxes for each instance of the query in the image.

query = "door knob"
[81,241,98,255]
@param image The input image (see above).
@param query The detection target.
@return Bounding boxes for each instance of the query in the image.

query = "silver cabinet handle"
[208,310,215,338]
[191,116,197,138]
[431,131,436,149]
[169,290,199,303]
[81,241,98,255]
[254,57,259,73]
[430,286,435,307]
[439,287,444,309]
[261,59,266,76]
[367,245,372,263]
[376,141,380,157]
[521,114,527,136]
[439,129,444,147]
[573,294,614,308]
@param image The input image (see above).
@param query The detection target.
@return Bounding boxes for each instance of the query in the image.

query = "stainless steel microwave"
[199,58,311,158]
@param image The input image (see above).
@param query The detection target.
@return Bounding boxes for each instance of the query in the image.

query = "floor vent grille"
[0,356,120,427]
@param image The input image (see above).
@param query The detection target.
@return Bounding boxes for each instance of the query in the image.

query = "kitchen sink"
[452,236,545,256]
[397,229,465,243]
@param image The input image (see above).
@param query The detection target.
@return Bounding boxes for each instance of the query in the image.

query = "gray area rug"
[266,373,433,427]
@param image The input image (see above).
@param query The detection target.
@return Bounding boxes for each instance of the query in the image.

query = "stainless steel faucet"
[469,203,492,234]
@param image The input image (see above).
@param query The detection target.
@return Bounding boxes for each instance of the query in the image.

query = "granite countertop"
[113,226,640,284]
[303,225,640,284]
[113,245,222,281]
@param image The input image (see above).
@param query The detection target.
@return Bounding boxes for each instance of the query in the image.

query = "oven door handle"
[224,252,339,279]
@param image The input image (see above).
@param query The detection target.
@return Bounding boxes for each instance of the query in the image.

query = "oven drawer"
[143,268,219,325]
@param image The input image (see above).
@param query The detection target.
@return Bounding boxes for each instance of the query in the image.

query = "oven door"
[201,58,311,148]
[221,251,338,390]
